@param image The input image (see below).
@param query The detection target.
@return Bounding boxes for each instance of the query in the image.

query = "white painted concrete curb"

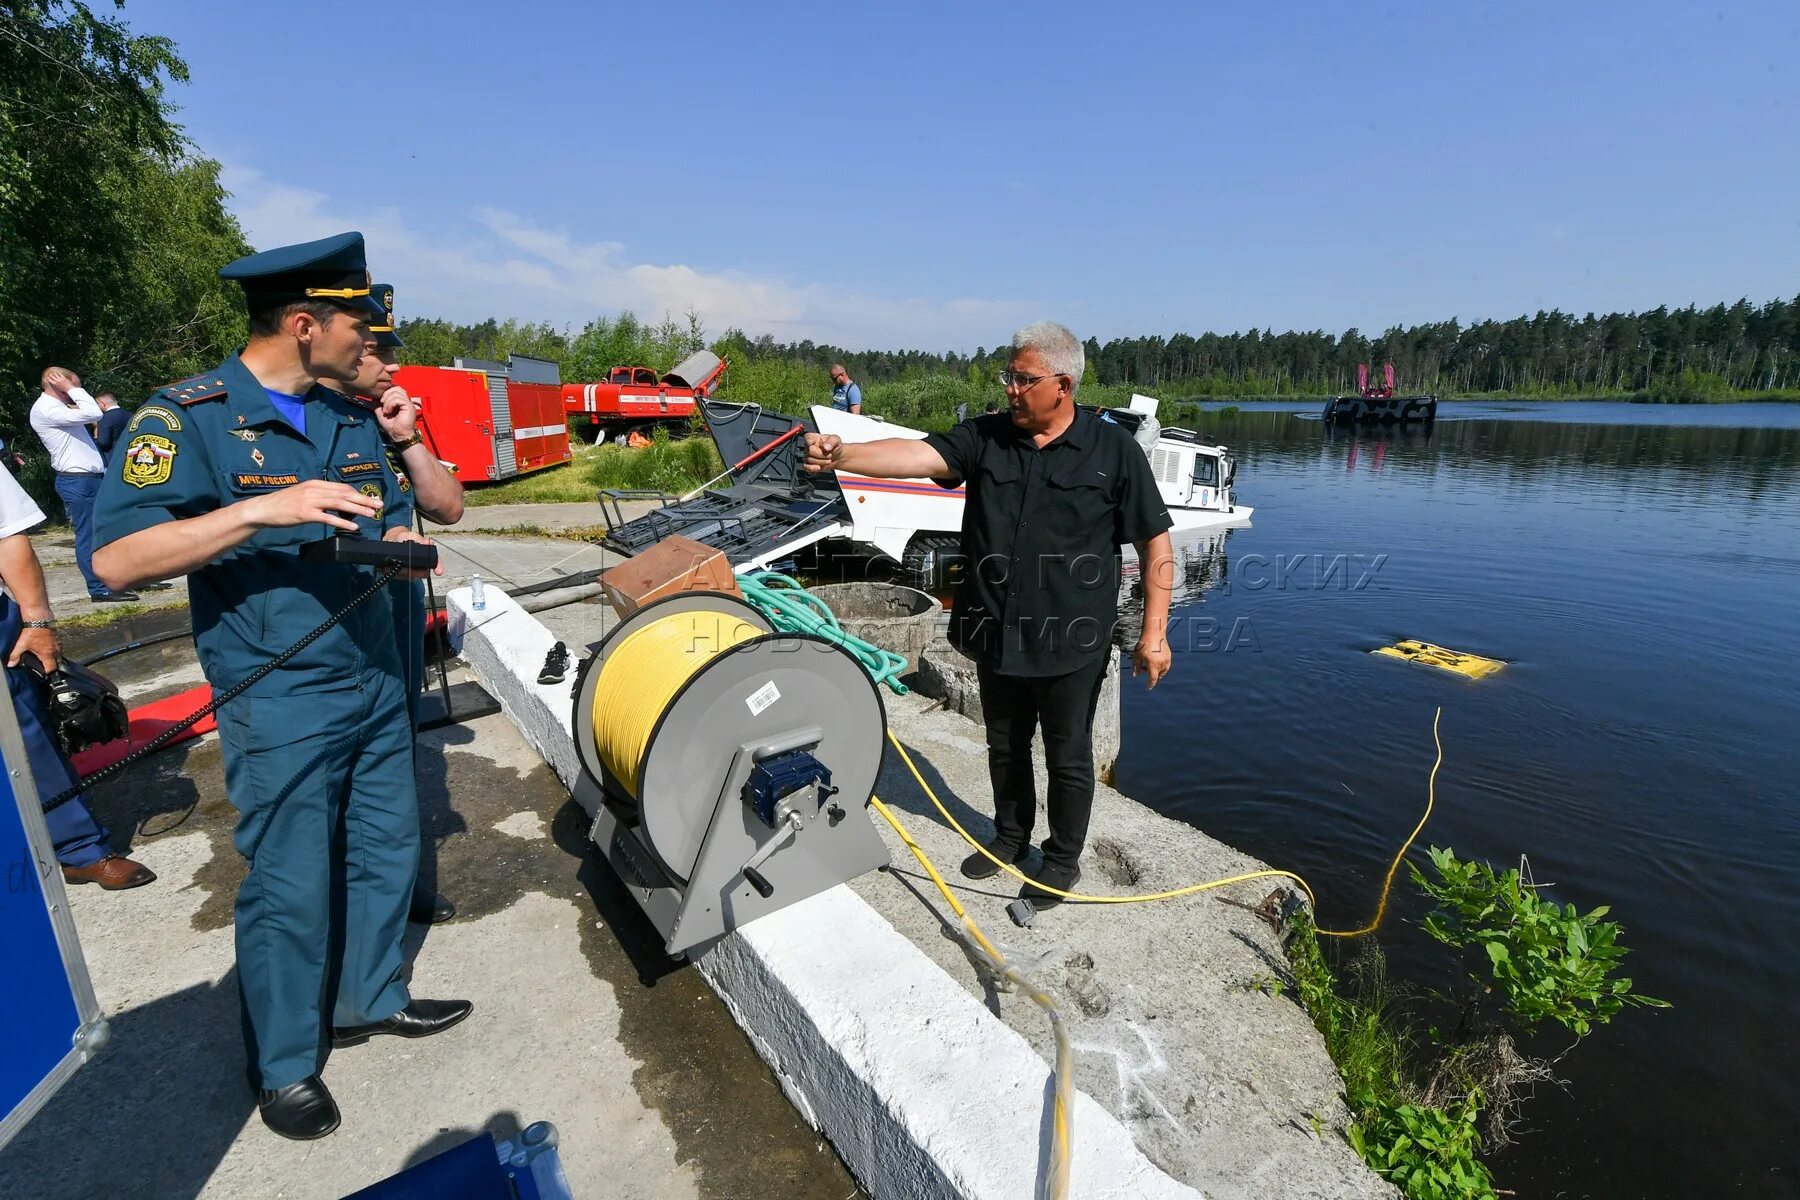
[447,585,1200,1199]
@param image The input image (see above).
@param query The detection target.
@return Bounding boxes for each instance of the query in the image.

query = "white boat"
[597,394,1253,585]
[811,393,1251,572]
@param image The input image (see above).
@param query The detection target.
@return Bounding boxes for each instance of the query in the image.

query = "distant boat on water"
[1322,362,1438,425]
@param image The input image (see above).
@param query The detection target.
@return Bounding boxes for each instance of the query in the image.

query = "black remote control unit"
[300,536,438,571]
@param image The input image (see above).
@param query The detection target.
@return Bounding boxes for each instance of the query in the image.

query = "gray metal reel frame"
[572,590,892,955]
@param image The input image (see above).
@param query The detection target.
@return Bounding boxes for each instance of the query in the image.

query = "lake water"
[1112,401,1800,1198]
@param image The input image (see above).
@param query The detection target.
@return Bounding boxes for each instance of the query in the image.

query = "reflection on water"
[1114,403,1800,1200]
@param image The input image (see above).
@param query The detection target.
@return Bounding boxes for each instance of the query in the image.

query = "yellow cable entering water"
[867,707,1445,1197]
[881,706,1444,936]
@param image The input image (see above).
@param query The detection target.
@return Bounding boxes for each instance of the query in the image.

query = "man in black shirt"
[805,321,1174,910]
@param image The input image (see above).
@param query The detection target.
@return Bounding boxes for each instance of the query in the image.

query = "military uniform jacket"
[94,354,410,697]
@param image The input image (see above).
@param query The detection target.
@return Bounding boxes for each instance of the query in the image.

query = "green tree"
[1,0,250,446]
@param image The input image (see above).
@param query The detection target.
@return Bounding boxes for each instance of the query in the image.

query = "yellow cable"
[881,706,1445,939]
[1316,707,1443,939]
[591,608,758,797]
[869,795,1071,1199]
[867,708,1445,1200]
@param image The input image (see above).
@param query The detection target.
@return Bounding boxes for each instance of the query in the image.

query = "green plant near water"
[1348,1093,1494,1200]
[1411,847,1669,1036]
[1282,847,1663,1200]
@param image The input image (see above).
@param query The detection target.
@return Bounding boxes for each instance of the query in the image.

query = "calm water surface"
[1114,401,1800,1199]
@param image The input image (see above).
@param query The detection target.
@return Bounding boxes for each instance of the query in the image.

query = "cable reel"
[571,591,891,956]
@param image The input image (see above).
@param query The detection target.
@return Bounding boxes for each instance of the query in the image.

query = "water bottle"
[470,573,487,611]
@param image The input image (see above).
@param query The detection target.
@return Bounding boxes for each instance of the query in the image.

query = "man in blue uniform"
[324,282,464,924]
[91,233,472,1141]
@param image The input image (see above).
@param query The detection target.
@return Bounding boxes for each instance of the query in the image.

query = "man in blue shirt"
[324,282,465,925]
[92,232,471,1142]
[830,363,863,414]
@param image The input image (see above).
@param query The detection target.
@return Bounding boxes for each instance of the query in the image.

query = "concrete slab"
[453,582,1392,1199]
[0,644,861,1197]
[430,533,612,594]
[855,691,1392,1199]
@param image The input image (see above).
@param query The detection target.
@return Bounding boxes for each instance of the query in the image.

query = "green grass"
[460,523,611,543]
[463,433,723,507]
[57,599,189,630]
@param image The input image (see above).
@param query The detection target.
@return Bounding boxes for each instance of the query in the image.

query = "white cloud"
[218,165,1030,352]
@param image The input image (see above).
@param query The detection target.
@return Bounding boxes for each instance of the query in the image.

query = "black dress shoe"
[332,998,473,1047]
[139,580,176,591]
[409,888,455,924]
[1019,862,1082,912]
[257,1075,340,1140]
[959,839,1031,881]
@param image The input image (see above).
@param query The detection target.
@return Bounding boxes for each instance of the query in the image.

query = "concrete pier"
[457,581,1392,1199]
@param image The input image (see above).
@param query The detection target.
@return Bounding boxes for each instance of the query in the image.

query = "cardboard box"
[600,535,741,618]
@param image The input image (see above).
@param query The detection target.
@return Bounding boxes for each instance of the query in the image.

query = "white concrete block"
[450,585,1200,1200]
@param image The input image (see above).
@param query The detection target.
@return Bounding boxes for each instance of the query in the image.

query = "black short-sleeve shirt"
[923,407,1173,677]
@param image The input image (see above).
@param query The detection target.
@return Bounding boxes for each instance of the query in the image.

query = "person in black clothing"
[92,393,129,465]
[805,321,1174,911]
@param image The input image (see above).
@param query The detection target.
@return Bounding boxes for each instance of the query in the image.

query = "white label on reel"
[745,680,780,716]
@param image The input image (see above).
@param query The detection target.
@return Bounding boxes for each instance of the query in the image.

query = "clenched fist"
[375,386,420,440]
[803,433,844,474]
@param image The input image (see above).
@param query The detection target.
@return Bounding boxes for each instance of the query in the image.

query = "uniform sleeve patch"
[121,435,178,488]
[127,405,183,433]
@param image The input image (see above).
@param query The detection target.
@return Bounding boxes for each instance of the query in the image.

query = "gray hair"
[1010,321,1084,387]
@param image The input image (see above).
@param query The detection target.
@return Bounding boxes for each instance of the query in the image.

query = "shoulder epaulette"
[159,374,229,406]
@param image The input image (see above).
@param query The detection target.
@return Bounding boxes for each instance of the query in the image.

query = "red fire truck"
[561,350,728,444]
[395,354,572,482]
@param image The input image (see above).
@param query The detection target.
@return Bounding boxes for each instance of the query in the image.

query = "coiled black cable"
[43,563,402,814]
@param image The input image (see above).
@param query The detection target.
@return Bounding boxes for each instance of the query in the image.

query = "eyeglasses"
[998,370,1065,391]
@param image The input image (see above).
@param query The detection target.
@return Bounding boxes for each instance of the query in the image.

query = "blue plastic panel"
[0,759,83,1138]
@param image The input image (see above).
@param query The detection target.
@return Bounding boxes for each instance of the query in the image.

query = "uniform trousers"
[215,670,419,1090]
[975,655,1111,871]
[0,596,109,867]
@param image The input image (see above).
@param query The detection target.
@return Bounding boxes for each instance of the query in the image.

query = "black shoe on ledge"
[332,998,473,1047]
[959,839,1031,881]
[258,1075,340,1140]
[1020,862,1082,913]
[409,888,455,924]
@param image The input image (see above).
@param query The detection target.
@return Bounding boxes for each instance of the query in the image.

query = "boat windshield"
[1193,455,1219,486]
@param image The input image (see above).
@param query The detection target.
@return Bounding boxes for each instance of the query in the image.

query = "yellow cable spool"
[590,607,759,798]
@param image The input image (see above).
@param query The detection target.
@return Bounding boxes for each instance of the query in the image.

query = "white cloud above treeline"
[220,165,1030,352]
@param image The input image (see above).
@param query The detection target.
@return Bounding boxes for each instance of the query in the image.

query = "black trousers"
[975,656,1109,870]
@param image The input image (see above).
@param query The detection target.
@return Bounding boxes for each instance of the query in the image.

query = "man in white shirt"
[31,366,140,602]
[0,461,155,889]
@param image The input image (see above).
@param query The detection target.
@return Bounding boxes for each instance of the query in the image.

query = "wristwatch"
[21,619,55,629]
[390,432,425,452]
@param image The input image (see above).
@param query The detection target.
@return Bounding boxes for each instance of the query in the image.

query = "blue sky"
[129,0,1799,352]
